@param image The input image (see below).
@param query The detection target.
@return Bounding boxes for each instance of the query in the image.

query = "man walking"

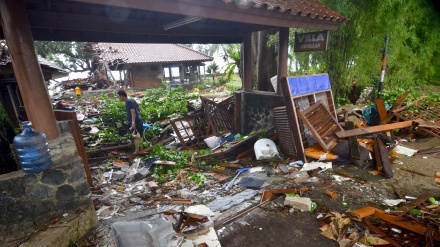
[117,90,143,152]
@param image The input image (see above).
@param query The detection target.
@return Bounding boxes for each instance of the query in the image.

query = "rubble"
[56,79,440,246]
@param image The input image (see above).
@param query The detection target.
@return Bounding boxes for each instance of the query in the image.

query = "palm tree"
[207,62,219,81]
[220,44,241,82]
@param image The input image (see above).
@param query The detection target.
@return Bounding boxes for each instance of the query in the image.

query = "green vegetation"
[139,86,196,123]
[265,0,440,104]
[148,145,191,183]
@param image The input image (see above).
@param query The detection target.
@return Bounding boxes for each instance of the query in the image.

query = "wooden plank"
[373,138,383,172]
[347,121,360,160]
[362,219,402,247]
[86,143,134,154]
[396,194,431,217]
[298,101,343,151]
[375,98,388,124]
[353,206,440,241]
[336,119,421,139]
[414,121,440,129]
[54,110,93,187]
[373,210,440,240]
[376,138,393,178]
[352,206,377,218]
[382,91,409,124]
[281,77,306,161]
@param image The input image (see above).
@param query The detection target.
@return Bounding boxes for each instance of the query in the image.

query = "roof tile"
[224,0,348,22]
[94,43,213,64]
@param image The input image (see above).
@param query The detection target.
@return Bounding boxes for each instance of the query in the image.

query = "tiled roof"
[0,41,68,74]
[223,0,348,22]
[94,43,214,64]
[37,56,69,73]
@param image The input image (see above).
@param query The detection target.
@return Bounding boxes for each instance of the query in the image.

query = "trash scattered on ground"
[61,83,440,246]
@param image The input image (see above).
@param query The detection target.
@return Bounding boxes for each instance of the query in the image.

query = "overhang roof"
[1,41,68,77]
[94,43,213,64]
[0,0,349,44]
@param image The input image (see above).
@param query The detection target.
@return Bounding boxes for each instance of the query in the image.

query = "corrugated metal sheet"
[223,0,348,21]
[94,43,214,64]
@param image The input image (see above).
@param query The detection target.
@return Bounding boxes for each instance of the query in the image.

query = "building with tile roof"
[93,43,213,88]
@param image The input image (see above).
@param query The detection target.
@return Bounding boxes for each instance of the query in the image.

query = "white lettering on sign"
[298,33,325,43]
[300,43,321,49]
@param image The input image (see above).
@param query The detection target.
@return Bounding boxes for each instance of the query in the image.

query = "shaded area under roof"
[0,0,349,44]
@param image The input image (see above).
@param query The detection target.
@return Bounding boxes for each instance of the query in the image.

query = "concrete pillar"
[277,27,289,96]
[0,0,59,140]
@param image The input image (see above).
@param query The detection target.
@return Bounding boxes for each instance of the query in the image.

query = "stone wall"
[0,121,93,245]
[240,91,283,134]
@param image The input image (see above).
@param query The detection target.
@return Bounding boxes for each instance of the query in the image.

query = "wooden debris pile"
[321,195,440,246]
[59,71,113,90]
[275,75,440,179]
[349,194,440,246]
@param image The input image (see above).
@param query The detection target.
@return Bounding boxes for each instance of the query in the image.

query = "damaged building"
[1,1,440,247]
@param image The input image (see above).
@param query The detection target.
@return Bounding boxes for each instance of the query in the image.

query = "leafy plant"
[150,145,191,183]
[188,172,206,186]
[99,93,126,126]
[139,86,193,123]
[220,44,241,83]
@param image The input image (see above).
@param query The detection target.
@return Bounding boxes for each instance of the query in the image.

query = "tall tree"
[278,0,440,104]
[34,41,93,72]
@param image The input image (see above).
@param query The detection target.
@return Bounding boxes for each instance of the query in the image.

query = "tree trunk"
[252,29,278,92]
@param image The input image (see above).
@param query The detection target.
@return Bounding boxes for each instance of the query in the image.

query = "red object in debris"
[57,101,70,108]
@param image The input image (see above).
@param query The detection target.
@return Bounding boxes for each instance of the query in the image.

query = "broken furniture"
[164,209,209,234]
[170,96,236,150]
[274,74,338,161]
[170,112,212,150]
[200,96,235,135]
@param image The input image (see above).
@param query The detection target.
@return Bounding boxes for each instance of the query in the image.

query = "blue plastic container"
[13,122,52,173]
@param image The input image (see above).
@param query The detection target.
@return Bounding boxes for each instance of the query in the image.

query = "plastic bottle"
[13,121,52,173]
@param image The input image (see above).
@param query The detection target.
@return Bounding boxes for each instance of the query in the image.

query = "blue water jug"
[13,121,52,173]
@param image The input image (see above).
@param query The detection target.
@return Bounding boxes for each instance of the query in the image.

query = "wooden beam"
[362,219,402,247]
[27,10,262,36]
[336,119,421,139]
[413,121,440,129]
[373,138,383,172]
[243,33,252,92]
[277,27,289,96]
[375,98,387,124]
[381,91,409,124]
[281,77,306,161]
[53,110,93,187]
[374,137,393,178]
[353,206,440,241]
[396,194,431,217]
[347,121,360,160]
[0,0,60,140]
[70,0,343,30]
